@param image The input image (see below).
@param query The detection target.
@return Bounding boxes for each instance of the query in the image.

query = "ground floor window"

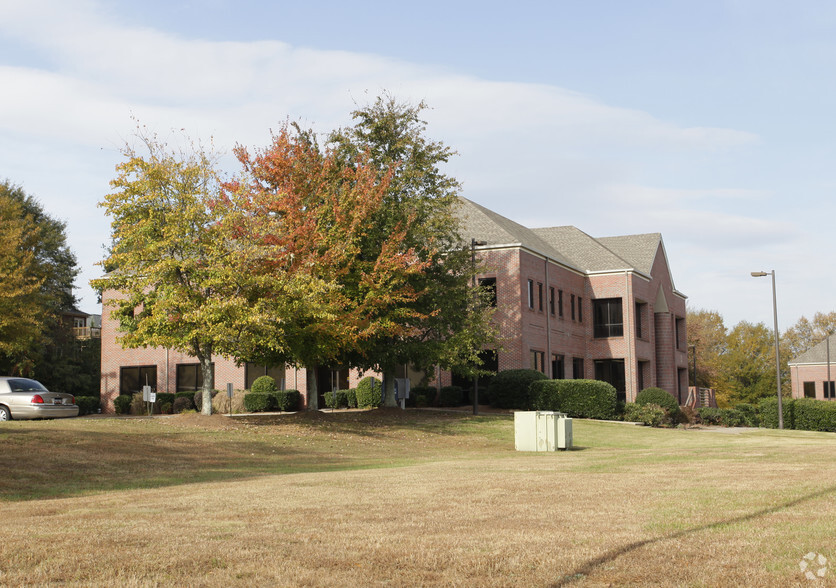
[594,359,625,403]
[245,363,285,390]
[120,366,157,396]
[825,381,836,399]
[552,354,565,379]
[572,357,585,379]
[803,381,815,398]
[176,363,215,393]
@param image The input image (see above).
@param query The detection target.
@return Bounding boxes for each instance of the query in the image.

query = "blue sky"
[2,0,835,331]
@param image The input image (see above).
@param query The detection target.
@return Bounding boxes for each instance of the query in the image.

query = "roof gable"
[790,334,836,365]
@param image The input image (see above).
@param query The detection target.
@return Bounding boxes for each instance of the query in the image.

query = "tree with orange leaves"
[217,122,433,409]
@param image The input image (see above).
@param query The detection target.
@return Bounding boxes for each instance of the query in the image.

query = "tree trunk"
[383,367,397,407]
[197,349,213,416]
[306,366,318,411]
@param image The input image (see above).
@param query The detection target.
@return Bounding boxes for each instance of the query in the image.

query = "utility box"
[514,411,573,451]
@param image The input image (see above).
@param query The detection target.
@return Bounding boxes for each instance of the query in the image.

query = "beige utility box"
[514,411,573,451]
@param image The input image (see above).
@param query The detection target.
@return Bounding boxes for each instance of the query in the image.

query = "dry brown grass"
[0,411,834,586]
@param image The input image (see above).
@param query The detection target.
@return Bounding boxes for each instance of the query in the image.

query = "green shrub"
[243,393,273,413]
[793,398,836,432]
[438,385,464,407]
[130,392,146,415]
[356,377,383,409]
[624,403,668,427]
[530,379,618,420]
[734,403,760,427]
[635,387,679,415]
[407,386,436,407]
[172,396,193,413]
[324,390,350,409]
[488,369,548,409]
[345,388,357,409]
[75,396,100,416]
[114,394,132,415]
[251,375,278,394]
[154,393,176,413]
[758,397,795,429]
[272,389,301,412]
[174,392,195,407]
[159,402,173,414]
[699,406,752,427]
[697,407,722,425]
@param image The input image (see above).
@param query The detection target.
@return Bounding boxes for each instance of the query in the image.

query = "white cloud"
[0,0,766,315]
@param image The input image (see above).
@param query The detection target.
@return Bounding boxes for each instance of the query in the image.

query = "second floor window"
[593,298,624,338]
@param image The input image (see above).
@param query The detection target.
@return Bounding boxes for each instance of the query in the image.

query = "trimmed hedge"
[635,387,679,415]
[174,392,196,409]
[624,403,667,427]
[356,377,383,409]
[488,369,548,410]
[438,385,464,407]
[114,394,132,415]
[698,405,759,427]
[530,379,619,420]
[793,398,836,432]
[324,390,350,409]
[758,397,795,429]
[244,393,273,413]
[407,386,436,407]
[172,396,194,413]
[154,393,176,413]
[75,396,100,416]
[272,389,300,412]
[345,388,358,409]
[251,375,278,394]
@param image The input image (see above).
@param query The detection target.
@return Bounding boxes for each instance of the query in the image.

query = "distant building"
[788,335,836,400]
[99,197,688,411]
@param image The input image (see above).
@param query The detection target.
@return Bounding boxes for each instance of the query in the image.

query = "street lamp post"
[689,344,697,388]
[471,238,487,416]
[751,270,783,429]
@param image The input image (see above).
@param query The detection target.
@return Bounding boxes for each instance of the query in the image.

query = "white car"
[0,377,79,421]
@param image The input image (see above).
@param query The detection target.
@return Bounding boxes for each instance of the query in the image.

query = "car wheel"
[0,406,10,421]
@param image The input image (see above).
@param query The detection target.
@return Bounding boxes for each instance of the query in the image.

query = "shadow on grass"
[0,411,514,501]
[551,484,836,586]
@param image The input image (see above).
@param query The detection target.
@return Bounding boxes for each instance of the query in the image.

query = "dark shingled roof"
[456,196,663,277]
[790,334,836,365]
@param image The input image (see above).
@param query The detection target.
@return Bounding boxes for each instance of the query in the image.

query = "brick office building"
[454,197,688,403]
[100,196,688,411]
[788,335,836,400]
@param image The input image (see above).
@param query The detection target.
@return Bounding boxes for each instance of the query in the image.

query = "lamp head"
[751,271,768,277]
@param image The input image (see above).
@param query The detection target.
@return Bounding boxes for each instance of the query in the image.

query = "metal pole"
[471,238,481,416]
[770,271,783,429]
[824,334,833,400]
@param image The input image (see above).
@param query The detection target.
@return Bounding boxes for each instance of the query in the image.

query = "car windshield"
[8,379,48,393]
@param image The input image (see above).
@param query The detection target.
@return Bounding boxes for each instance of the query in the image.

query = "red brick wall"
[461,242,687,403]
[790,364,836,400]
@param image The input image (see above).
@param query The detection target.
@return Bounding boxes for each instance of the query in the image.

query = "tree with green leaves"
[686,307,727,389]
[782,311,836,361]
[0,181,78,376]
[326,95,498,406]
[718,321,781,406]
[91,132,288,415]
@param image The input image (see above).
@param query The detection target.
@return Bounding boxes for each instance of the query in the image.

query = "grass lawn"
[0,410,834,587]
